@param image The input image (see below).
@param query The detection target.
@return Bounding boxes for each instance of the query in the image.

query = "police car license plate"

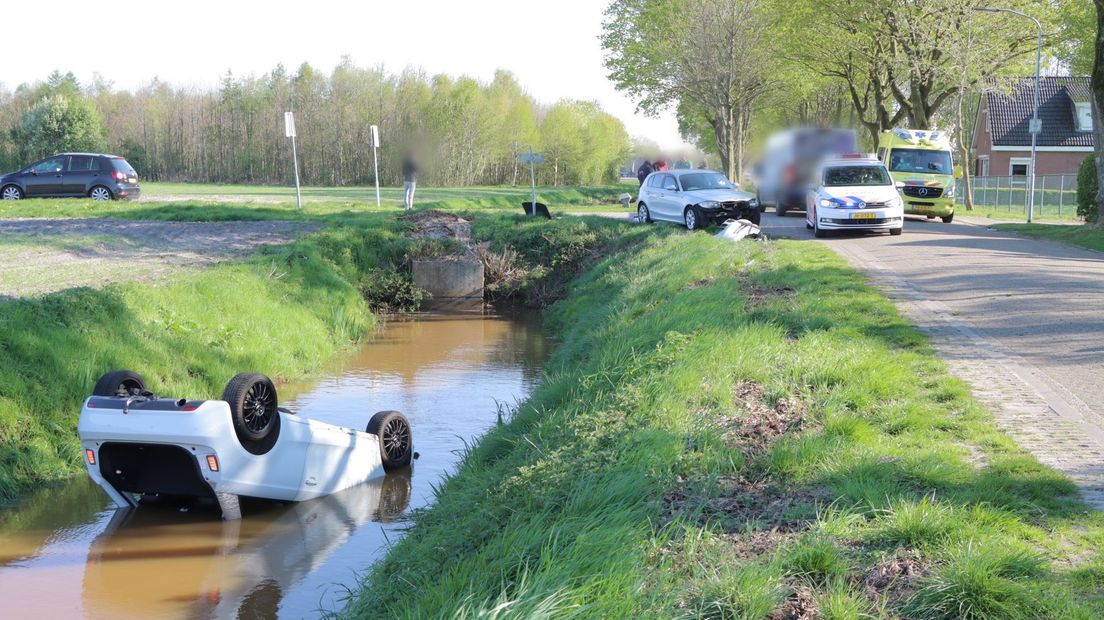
[851,212,878,220]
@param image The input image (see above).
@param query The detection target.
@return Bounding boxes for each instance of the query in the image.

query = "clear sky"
[0,0,692,151]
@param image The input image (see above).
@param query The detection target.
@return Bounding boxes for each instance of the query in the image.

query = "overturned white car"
[77,370,413,520]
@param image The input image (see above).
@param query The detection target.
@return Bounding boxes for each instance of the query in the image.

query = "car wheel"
[684,207,703,231]
[806,221,813,230]
[746,209,761,226]
[941,213,954,224]
[367,410,413,471]
[813,219,828,239]
[776,205,788,217]
[93,370,147,397]
[89,186,113,201]
[637,203,652,223]
[1,185,23,200]
[890,227,903,236]
[222,372,281,455]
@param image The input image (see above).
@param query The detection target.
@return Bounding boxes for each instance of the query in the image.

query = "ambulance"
[877,129,959,223]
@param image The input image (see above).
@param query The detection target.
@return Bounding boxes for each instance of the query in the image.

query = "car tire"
[776,205,788,217]
[890,227,903,236]
[367,410,413,471]
[941,213,954,224]
[806,221,813,230]
[93,370,147,397]
[1,185,22,200]
[89,186,113,201]
[746,209,761,226]
[813,219,828,239]
[637,203,652,224]
[684,207,704,231]
[222,372,281,455]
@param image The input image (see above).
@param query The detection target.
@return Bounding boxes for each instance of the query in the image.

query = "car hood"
[683,187,755,203]
[821,185,899,206]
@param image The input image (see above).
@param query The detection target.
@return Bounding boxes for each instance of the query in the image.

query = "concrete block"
[412,259,484,299]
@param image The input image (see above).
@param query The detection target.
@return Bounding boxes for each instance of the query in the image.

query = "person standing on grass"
[636,160,653,186]
[402,151,418,210]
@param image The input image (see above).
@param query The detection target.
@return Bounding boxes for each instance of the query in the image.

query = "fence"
[959,175,1080,219]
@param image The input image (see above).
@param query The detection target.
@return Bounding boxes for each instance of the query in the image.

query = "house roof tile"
[985,77,1093,147]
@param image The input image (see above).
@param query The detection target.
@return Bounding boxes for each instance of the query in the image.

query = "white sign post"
[370,125,381,207]
[518,147,545,215]
[284,111,302,210]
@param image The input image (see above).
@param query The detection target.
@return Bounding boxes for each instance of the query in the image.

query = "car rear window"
[109,158,137,175]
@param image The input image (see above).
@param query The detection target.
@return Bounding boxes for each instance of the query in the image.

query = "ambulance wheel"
[368,410,413,471]
[223,373,281,455]
[93,370,147,397]
[941,213,954,224]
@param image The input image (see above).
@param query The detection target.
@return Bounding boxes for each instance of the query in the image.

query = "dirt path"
[761,211,1104,508]
[0,218,322,298]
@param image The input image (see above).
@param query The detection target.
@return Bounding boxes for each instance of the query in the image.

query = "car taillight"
[113,171,127,180]
[85,449,96,465]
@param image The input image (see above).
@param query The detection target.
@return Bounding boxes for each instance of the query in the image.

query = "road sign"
[284,112,296,138]
[370,125,380,148]
[518,152,544,165]
[1028,118,1042,135]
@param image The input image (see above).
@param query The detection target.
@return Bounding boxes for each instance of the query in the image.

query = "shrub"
[1077,155,1098,223]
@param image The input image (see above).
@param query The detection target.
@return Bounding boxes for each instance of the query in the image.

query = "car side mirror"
[30,170,37,176]
[953,165,963,179]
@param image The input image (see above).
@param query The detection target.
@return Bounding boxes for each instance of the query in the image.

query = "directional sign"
[284,111,296,138]
[518,152,545,165]
[1028,118,1042,135]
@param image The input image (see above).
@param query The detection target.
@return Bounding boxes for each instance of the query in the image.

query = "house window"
[1009,157,1031,178]
[1075,102,1093,132]
[976,156,989,177]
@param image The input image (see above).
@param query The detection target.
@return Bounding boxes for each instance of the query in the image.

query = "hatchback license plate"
[851,212,877,220]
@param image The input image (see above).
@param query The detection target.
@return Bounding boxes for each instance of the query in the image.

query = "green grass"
[0,182,635,221]
[959,207,1082,223]
[343,222,1104,618]
[991,223,1104,252]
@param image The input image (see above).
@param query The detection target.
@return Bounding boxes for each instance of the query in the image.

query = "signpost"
[284,111,302,210]
[518,147,545,216]
[370,125,381,207]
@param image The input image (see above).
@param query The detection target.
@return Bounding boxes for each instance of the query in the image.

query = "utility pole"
[974,7,1043,223]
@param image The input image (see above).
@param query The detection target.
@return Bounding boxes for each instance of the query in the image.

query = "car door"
[24,156,67,196]
[657,174,682,221]
[62,155,99,196]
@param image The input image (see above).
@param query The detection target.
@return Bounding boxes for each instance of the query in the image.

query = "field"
[991,223,1104,253]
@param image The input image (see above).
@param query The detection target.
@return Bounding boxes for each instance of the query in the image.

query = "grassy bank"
[0,216,435,501]
[992,223,1104,253]
[347,226,1104,618]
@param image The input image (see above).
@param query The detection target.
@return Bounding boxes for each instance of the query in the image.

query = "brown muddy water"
[0,310,551,619]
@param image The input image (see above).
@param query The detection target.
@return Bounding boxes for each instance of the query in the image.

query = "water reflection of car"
[637,169,761,230]
[806,155,904,238]
[0,153,141,200]
[78,370,414,520]
[81,473,411,619]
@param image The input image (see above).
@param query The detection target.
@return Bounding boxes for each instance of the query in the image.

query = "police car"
[806,155,904,238]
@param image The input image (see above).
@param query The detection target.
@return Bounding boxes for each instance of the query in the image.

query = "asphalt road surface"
[758,209,1104,507]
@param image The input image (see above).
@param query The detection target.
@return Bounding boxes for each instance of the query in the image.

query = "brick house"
[972,77,1093,178]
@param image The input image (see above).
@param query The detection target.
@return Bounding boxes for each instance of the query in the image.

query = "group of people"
[635,155,708,185]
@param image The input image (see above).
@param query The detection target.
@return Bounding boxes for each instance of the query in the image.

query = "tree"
[16,94,106,160]
[1059,0,1095,74]
[1091,0,1104,228]
[602,0,774,181]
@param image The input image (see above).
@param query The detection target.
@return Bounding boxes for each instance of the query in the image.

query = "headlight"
[887,196,903,208]
[819,198,833,208]
[944,185,956,198]
[698,200,720,209]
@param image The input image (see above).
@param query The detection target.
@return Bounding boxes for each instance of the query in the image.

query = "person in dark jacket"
[636,160,653,186]
[402,152,418,210]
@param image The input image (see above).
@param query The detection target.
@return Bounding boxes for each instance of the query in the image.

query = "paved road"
[758,210,1104,507]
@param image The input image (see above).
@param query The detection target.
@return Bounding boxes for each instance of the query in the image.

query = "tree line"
[0,63,631,187]
[603,0,1069,197]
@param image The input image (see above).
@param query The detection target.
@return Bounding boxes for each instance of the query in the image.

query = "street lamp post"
[974,6,1043,223]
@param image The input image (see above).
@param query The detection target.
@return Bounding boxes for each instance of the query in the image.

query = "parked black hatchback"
[0,153,140,201]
